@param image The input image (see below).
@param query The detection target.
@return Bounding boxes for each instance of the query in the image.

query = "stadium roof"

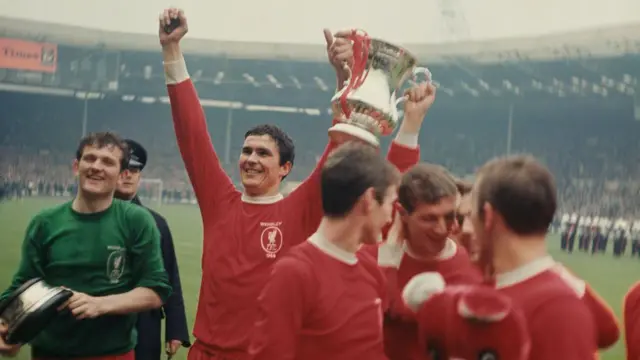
[1,16,640,63]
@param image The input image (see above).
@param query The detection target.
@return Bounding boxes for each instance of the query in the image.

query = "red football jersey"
[166,71,420,356]
[624,281,640,360]
[362,213,482,360]
[250,233,388,360]
[496,256,598,360]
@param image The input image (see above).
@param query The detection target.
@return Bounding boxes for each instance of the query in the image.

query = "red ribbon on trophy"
[339,29,371,120]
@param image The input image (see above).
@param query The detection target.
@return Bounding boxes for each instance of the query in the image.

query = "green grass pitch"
[0,198,635,360]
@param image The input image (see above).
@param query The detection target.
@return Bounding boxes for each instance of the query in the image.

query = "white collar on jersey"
[241,193,284,204]
[495,255,555,289]
[405,238,458,261]
[308,232,358,265]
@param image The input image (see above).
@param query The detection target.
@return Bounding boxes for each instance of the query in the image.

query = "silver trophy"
[329,30,432,146]
[0,278,72,344]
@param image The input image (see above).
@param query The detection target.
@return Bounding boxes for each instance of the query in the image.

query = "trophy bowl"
[329,32,432,146]
[0,278,73,344]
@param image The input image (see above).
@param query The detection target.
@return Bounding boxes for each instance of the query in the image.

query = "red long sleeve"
[387,141,420,173]
[583,285,620,349]
[166,80,238,221]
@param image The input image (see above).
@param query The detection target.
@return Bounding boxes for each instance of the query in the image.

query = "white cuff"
[402,272,446,312]
[394,131,419,148]
[164,57,190,85]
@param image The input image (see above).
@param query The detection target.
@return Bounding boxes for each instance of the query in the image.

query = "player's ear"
[482,202,495,233]
[279,161,292,179]
[358,187,376,216]
[72,159,80,176]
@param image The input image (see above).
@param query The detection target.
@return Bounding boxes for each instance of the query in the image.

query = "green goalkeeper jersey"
[0,199,172,357]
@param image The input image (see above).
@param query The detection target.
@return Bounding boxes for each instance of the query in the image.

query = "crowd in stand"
[2,122,639,217]
[2,92,639,216]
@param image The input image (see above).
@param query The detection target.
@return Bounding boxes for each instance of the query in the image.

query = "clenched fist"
[159,8,188,47]
[400,83,437,134]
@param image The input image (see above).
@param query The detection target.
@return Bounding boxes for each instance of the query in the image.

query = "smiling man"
[0,132,171,360]
[364,163,482,360]
[158,8,428,360]
[114,139,191,360]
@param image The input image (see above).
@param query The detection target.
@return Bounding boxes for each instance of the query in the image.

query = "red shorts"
[187,340,250,360]
[34,350,134,360]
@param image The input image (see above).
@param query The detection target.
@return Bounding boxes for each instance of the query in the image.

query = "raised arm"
[159,9,237,221]
[283,29,352,236]
[387,83,436,172]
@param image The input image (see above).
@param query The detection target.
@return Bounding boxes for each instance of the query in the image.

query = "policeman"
[115,139,190,360]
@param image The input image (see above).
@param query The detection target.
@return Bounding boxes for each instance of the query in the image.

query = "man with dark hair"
[469,155,597,360]
[364,164,481,360]
[158,8,433,360]
[114,139,191,360]
[250,142,399,360]
[448,174,619,352]
[0,132,171,360]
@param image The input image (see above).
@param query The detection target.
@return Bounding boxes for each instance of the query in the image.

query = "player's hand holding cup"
[0,320,21,358]
[324,29,354,87]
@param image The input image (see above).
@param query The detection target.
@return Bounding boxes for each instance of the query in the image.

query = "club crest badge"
[106,246,126,284]
[260,226,283,259]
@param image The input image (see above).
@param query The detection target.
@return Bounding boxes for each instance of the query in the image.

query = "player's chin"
[81,183,114,197]
[241,175,266,189]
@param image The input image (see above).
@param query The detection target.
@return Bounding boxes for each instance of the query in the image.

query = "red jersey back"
[496,256,598,360]
[250,234,388,360]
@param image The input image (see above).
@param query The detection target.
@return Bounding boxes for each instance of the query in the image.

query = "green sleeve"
[0,216,47,302]
[128,206,172,303]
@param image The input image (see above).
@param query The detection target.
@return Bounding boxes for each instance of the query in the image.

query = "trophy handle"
[394,66,434,106]
[412,67,433,84]
[393,67,434,118]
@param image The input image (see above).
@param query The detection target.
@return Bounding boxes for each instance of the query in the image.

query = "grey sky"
[4,0,640,44]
